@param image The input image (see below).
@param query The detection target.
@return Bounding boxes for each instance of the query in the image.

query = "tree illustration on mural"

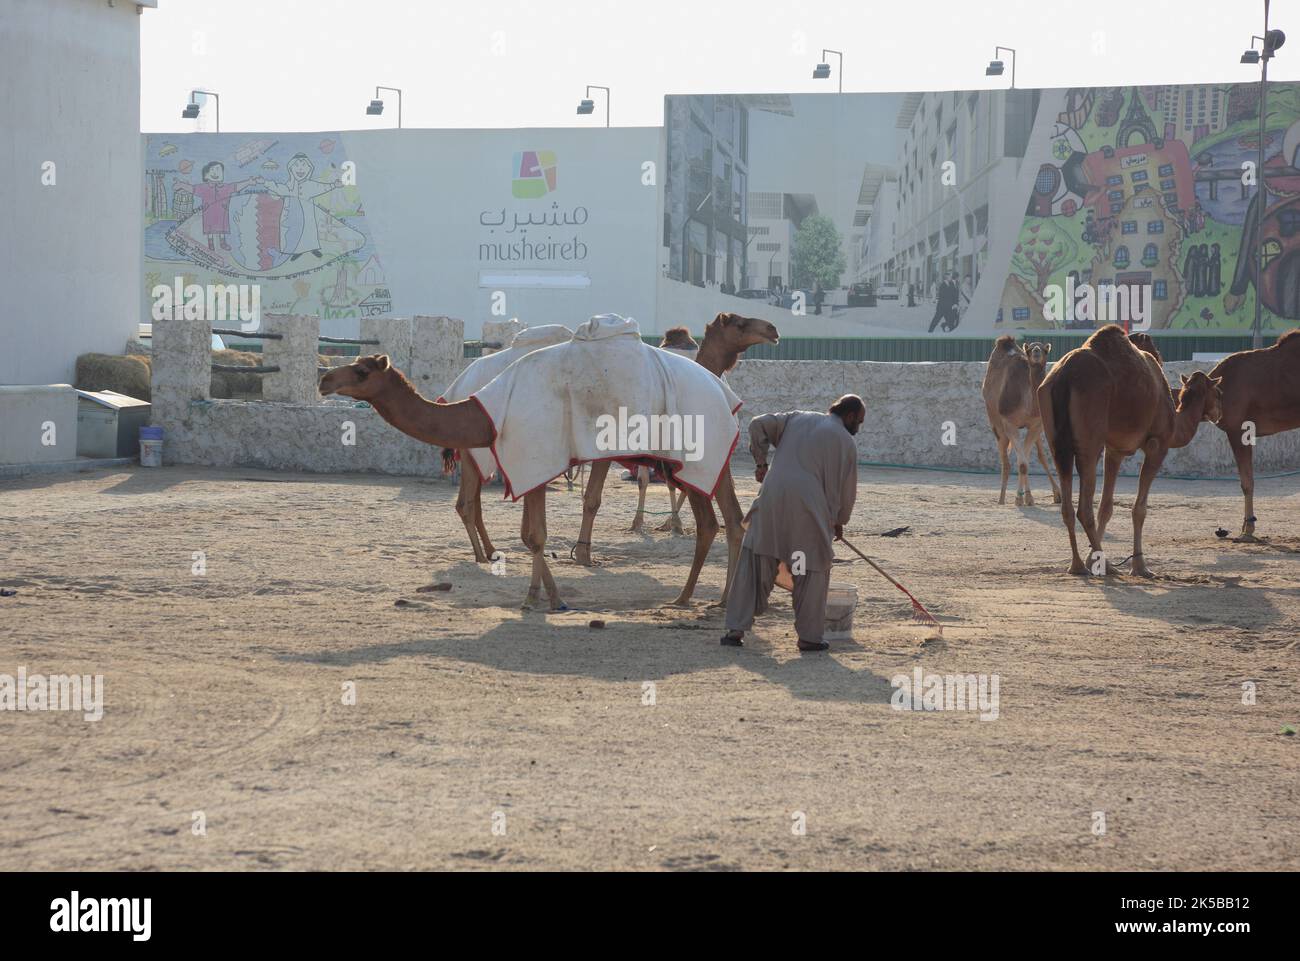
[1011,219,1080,295]
[791,215,847,290]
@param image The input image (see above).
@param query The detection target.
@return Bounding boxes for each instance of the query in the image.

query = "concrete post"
[150,314,211,418]
[411,315,464,399]
[481,318,522,355]
[360,316,413,374]
[261,313,320,405]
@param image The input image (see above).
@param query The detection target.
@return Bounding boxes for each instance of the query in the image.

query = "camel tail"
[1042,373,1074,479]
[441,447,457,474]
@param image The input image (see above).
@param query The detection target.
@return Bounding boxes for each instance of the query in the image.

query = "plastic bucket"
[824,581,857,640]
[139,426,163,468]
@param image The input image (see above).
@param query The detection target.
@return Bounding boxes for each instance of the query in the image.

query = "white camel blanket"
[438,324,574,481]
[472,314,742,500]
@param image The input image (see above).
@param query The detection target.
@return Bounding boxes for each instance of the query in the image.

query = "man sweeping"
[721,395,864,652]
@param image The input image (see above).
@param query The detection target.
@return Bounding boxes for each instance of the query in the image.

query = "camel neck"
[366,374,495,450]
[1169,395,1207,449]
[695,339,739,378]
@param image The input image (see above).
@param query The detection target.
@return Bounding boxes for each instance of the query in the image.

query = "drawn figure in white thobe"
[265,153,340,261]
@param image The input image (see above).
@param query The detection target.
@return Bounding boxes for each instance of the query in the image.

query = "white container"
[139,438,162,468]
[824,581,857,640]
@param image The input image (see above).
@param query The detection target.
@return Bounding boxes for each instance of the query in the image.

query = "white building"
[746,191,818,290]
[0,0,153,385]
[863,89,1039,298]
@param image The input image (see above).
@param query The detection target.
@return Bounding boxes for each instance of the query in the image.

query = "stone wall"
[727,360,1300,479]
[150,319,1300,480]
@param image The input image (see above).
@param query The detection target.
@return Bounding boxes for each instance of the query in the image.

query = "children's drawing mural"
[1003,83,1300,332]
[145,133,389,332]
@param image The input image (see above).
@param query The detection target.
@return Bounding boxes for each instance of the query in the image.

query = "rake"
[840,537,943,636]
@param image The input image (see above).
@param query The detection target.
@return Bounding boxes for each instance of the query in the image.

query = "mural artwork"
[1004,83,1300,332]
[144,133,391,332]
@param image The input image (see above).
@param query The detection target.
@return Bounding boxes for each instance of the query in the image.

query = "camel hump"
[993,334,1017,353]
[1082,324,1132,356]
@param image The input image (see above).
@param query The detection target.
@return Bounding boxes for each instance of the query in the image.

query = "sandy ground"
[1,458,1297,871]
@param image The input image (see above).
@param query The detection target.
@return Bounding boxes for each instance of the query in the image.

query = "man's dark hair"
[829,394,865,418]
[201,161,224,179]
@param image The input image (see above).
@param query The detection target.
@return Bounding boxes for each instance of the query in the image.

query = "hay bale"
[210,348,264,399]
[75,353,152,402]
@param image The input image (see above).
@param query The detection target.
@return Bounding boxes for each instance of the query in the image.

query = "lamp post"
[182,89,219,131]
[576,85,610,127]
[365,86,402,127]
[986,46,1016,88]
[1243,3,1286,349]
[813,49,843,93]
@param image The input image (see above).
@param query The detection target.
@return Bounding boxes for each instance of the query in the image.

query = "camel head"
[706,312,780,353]
[319,354,395,401]
[1177,370,1225,425]
[1021,341,1051,369]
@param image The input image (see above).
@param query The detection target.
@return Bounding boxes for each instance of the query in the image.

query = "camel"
[320,353,739,612]
[1207,328,1300,538]
[573,312,779,607]
[981,335,1061,506]
[630,326,699,535]
[1037,325,1223,578]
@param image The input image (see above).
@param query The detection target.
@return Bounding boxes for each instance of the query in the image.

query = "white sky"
[142,0,1299,133]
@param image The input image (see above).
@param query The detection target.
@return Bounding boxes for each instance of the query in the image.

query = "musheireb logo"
[512,150,557,199]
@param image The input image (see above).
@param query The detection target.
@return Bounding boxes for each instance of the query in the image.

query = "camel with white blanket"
[320,315,743,610]
[438,324,573,561]
[577,313,779,606]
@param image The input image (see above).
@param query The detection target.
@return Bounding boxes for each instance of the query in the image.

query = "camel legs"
[1074,445,1106,573]
[1032,427,1062,503]
[573,460,609,567]
[1012,433,1033,506]
[454,461,492,563]
[1228,431,1257,538]
[669,489,720,607]
[520,489,564,611]
[631,465,649,532]
[711,470,745,608]
[657,488,686,533]
[1095,447,1123,546]
[1129,440,1168,579]
[996,431,1012,504]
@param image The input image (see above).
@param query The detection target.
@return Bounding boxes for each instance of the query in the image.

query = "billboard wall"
[663,85,1300,336]
[143,128,661,339]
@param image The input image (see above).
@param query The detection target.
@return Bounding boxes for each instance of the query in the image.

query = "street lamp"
[986,46,1016,88]
[182,89,219,131]
[576,85,610,127]
[813,49,843,93]
[1242,1,1285,348]
[365,86,402,127]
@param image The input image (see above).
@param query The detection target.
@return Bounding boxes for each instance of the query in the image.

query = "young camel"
[1037,325,1223,578]
[981,335,1061,506]
[1208,328,1300,539]
[630,326,699,534]
[574,313,780,607]
[320,355,733,611]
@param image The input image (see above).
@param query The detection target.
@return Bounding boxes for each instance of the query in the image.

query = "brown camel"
[630,326,699,534]
[1208,328,1300,538]
[574,312,779,606]
[319,355,737,611]
[981,335,1061,506]
[1037,325,1223,578]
